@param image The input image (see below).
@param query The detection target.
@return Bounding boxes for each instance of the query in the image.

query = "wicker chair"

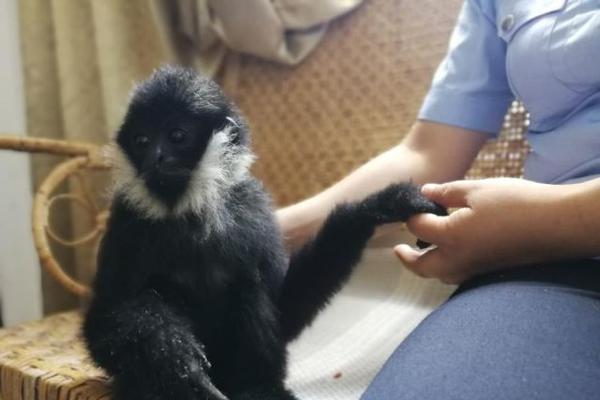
[0,0,529,398]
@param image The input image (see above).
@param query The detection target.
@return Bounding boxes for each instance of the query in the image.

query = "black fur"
[83,66,445,400]
[279,183,446,342]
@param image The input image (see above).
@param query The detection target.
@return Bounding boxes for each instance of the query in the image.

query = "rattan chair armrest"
[0,134,111,298]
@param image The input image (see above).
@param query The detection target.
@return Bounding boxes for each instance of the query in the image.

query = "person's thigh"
[361,262,600,400]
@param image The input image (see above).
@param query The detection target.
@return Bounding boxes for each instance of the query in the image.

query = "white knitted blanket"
[286,247,455,399]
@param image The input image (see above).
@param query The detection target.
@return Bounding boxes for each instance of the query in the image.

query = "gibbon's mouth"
[147,170,189,186]
[144,174,190,208]
[155,166,189,177]
[141,166,191,199]
[139,164,190,180]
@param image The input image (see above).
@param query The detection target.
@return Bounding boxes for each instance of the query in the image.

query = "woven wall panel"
[223,0,464,206]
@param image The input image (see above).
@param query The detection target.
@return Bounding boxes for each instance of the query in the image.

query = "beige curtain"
[151,0,364,76]
[19,0,169,314]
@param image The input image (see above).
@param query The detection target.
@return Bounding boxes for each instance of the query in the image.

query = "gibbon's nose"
[155,152,164,167]
[142,146,164,172]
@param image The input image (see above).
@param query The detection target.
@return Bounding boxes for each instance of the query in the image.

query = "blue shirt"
[419,0,600,184]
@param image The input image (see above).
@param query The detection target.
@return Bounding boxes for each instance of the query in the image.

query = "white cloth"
[287,247,455,399]
[151,0,364,75]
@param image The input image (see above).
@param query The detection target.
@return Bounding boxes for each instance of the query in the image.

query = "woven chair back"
[221,0,528,207]
[0,0,529,297]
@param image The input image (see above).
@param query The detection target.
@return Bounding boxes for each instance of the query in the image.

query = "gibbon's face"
[118,102,220,207]
[115,67,247,210]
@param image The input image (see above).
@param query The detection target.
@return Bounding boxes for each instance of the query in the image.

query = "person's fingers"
[395,244,448,276]
[395,244,457,280]
[421,180,480,208]
[394,244,431,277]
[405,213,451,245]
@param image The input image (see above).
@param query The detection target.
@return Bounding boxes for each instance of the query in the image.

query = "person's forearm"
[277,121,488,250]
[276,146,426,250]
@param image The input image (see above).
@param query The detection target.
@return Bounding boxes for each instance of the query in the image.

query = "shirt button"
[501,14,515,32]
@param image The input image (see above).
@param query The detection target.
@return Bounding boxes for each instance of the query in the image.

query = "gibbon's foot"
[113,374,228,400]
[110,322,228,400]
[231,384,298,400]
[360,182,447,248]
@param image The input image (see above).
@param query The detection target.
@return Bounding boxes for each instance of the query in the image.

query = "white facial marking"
[109,125,255,233]
[173,127,255,231]
[109,144,169,219]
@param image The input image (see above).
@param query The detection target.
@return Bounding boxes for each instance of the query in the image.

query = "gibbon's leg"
[279,182,446,341]
[218,280,298,400]
[83,290,227,400]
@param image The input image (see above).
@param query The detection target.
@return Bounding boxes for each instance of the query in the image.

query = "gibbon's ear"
[224,116,242,145]
[216,115,249,147]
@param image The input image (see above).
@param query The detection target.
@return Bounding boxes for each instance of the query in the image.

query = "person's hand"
[395,178,575,284]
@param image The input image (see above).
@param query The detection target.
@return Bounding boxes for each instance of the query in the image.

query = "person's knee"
[362,280,600,400]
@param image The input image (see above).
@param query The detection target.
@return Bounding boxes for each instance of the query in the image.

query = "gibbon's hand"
[394,178,578,284]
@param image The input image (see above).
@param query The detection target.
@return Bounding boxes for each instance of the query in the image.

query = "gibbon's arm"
[278,183,445,342]
[277,121,488,251]
[83,290,227,400]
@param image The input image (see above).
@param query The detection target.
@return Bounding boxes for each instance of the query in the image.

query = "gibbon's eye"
[169,129,187,144]
[134,135,149,147]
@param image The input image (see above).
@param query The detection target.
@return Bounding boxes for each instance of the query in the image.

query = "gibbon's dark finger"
[439,272,469,285]
[421,181,479,208]
[416,238,433,249]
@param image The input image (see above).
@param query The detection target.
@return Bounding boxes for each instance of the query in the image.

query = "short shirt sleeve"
[418,0,513,137]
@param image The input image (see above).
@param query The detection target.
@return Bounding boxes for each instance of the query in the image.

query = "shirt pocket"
[496,0,567,42]
[549,1,600,90]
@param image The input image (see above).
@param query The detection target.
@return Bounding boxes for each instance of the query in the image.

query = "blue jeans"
[361,260,600,400]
